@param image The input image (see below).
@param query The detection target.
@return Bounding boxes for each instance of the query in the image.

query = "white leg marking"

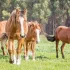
[16,58,21,65]
[13,55,16,64]
[25,56,29,61]
[16,55,21,65]
[28,51,32,56]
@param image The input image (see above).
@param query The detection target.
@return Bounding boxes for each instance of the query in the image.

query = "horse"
[46,26,70,59]
[24,21,41,60]
[5,8,28,65]
[0,20,8,55]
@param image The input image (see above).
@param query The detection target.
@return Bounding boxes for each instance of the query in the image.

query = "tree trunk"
[0,9,3,21]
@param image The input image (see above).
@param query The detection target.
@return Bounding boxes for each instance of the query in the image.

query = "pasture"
[0,35,70,70]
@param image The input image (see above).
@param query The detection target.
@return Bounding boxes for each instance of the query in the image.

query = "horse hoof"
[25,56,29,61]
[3,52,6,56]
[9,60,14,64]
[16,62,21,65]
[56,56,58,58]
[16,61,21,65]
[33,59,35,61]
[62,56,65,59]
[13,61,17,64]
[24,56,26,59]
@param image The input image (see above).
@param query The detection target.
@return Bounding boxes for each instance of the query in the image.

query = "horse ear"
[23,9,27,14]
[16,8,20,15]
[38,24,41,31]
[30,24,34,28]
[39,24,41,27]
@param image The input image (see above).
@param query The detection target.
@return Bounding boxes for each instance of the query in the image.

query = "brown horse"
[46,26,70,59]
[5,8,28,65]
[24,21,41,60]
[0,20,8,55]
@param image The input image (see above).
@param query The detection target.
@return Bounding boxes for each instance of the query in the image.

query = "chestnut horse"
[46,26,70,59]
[25,21,41,60]
[5,8,28,65]
[0,20,8,55]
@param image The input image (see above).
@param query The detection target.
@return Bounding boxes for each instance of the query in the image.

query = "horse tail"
[43,32,55,42]
[42,28,55,42]
[2,33,8,40]
[46,35,55,42]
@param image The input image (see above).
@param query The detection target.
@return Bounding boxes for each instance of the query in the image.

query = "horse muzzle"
[20,34,26,38]
[36,40,40,44]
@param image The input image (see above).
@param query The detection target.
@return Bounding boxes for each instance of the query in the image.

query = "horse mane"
[9,10,16,23]
[6,10,15,27]
[11,10,16,16]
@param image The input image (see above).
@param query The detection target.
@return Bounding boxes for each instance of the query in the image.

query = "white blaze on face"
[36,29,40,43]
[19,16,24,36]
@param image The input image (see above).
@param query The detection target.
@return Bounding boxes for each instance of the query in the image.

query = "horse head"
[9,8,27,38]
[16,8,27,37]
[28,21,41,43]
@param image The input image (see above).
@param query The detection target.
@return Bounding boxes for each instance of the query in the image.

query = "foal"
[25,21,41,60]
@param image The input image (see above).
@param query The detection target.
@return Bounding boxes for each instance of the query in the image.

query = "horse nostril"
[20,34,25,38]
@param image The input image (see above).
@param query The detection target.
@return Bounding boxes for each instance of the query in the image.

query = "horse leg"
[25,42,29,60]
[61,43,65,59]
[12,40,16,64]
[8,39,13,63]
[24,41,26,58]
[17,39,22,65]
[56,40,59,58]
[1,42,6,55]
[32,42,36,61]
[1,39,7,55]
[5,41,8,55]
[22,38,26,58]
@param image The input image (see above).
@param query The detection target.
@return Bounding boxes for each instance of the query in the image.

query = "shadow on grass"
[36,55,51,60]
[21,55,51,60]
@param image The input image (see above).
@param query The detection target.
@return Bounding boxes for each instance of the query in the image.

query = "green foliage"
[0,0,70,24]
[32,0,51,23]
[68,10,70,15]
[2,10,10,20]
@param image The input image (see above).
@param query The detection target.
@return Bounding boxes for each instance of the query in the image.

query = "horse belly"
[58,32,69,43]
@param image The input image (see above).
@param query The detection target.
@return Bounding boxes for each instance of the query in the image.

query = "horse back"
[0,20,7,34]
[55,26,70,43]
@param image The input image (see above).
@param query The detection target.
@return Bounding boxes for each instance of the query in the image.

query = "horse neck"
[7,16,19,35]
[26,28,36,41]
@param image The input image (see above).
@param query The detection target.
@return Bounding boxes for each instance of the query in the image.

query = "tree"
[31,0,51,23]
[0,0,10,20]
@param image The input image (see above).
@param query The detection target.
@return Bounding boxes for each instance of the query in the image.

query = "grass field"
[0,35,70,70]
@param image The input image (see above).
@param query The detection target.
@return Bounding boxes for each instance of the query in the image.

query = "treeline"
[0,0,70,25]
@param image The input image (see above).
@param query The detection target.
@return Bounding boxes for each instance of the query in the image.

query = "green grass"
[0,35,70,70]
